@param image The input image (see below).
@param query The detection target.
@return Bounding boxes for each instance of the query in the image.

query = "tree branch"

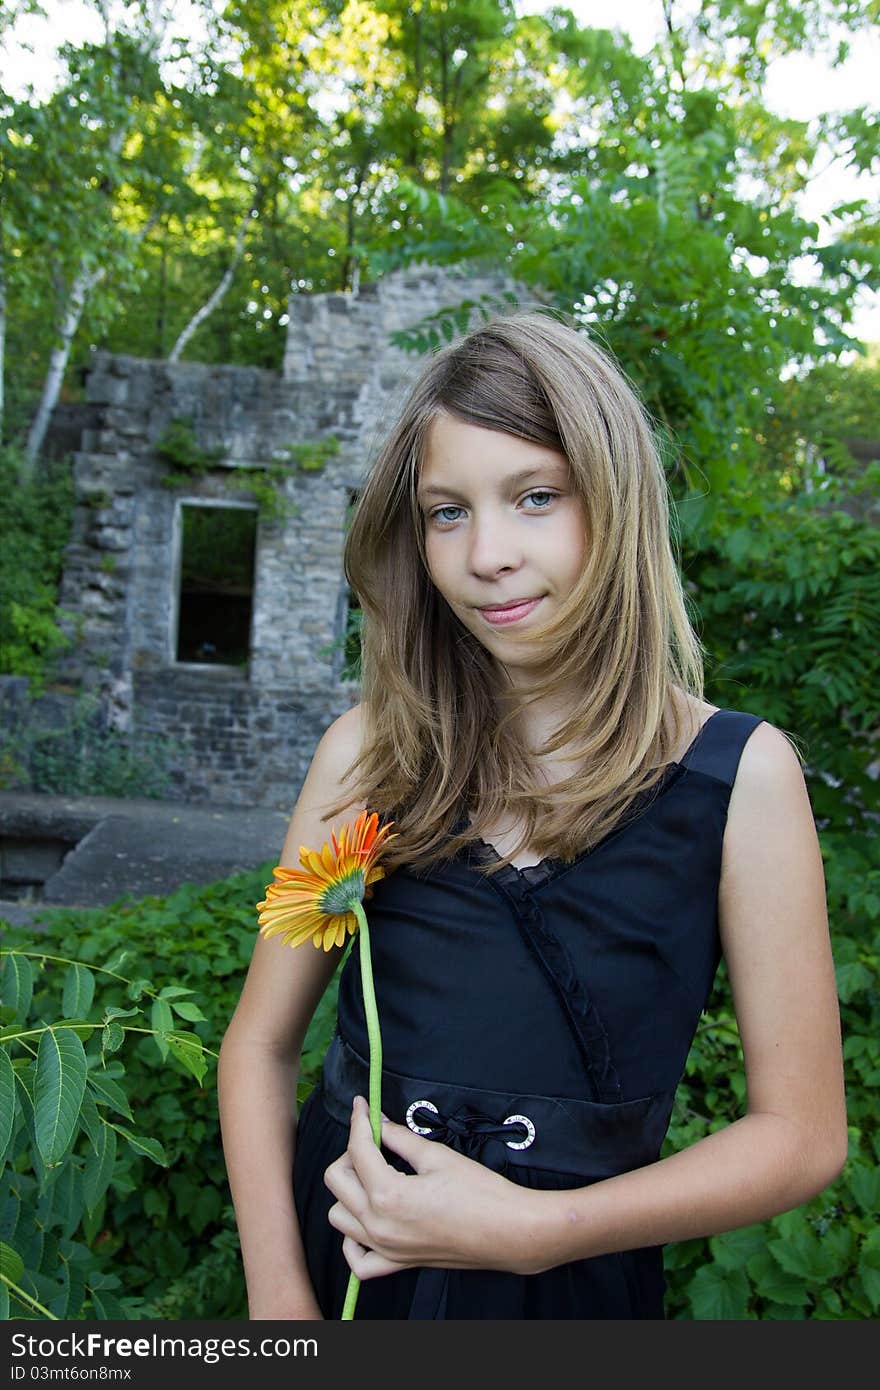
[168,204,254,363]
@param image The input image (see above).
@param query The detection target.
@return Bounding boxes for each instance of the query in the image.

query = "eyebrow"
[417,463,567,502]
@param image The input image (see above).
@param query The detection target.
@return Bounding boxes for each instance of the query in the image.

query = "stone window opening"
[173,501,258,672]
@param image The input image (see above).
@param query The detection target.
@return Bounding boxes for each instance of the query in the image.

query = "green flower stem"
[340,896,383,1322]
[0,1272,58,1320]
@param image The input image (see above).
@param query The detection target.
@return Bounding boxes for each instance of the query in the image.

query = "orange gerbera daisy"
[256,808,397,1321]
[256,810,397,952]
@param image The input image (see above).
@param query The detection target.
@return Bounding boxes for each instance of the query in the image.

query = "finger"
[346,1095,397,1185]
[371,1108,445,1170]
[326,1199,371,1246]
[323,1149,366,1208]
[342,1233,410,1282]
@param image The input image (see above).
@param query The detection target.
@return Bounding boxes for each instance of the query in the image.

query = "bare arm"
[523,722,848,1267]
[217,704,365,1318]
[320,722,849,1281]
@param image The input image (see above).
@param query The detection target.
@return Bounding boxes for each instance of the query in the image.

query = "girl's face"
[418,414,588,689]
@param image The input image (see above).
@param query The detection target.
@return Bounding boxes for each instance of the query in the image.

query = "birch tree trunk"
[22,260,106,479]
[17,8,169,477]
[168,206,253,363]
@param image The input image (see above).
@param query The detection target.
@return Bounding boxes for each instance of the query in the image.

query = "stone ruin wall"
[52,265,525,808]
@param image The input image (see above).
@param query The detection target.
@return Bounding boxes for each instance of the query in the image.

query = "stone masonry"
[53,265,529,808]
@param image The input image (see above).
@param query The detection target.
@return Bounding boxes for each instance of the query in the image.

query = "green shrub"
[658,463,880,1318]
[0,448,74,690]
[0,865,337,1320]
[0,694,182,799]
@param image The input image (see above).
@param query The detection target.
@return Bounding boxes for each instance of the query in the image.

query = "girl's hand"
[323,1095,549,1281]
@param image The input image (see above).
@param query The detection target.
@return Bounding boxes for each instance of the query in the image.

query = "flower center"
[319,868,366,915]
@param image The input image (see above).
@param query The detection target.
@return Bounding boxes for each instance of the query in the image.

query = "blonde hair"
[328,309,704,875]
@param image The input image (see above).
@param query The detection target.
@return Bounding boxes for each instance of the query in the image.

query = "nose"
[467,509,523,578]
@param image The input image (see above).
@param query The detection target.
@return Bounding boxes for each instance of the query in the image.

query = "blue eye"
[427,491,558,526]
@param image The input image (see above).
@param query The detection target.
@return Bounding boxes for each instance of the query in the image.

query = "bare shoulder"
[318,702,364,768]
[279,703,366,865]
[729,720,806,810]
[221,703,367,1055]
[722,718,817,884]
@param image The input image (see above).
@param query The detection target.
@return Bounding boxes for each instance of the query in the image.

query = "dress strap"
[680,709,765,787]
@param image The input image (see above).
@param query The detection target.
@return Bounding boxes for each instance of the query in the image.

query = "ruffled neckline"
[458,736,707,891]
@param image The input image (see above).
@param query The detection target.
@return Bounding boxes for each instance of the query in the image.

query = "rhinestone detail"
[503,1113,536,1150]
[405,1099,439,1135]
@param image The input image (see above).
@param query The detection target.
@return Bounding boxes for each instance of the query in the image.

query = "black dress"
[292,709,763,1319]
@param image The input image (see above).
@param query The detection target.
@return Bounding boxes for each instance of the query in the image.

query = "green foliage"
[0,448,74,689]
[0,693,182,799]
[389,284,521,355]
[154,417,338,520]
[0,941,197,1318]
[0,862,339,1319]
[653,465,880,1319]
[272,436,341,473]
[662,924,879,1319]
[180,505,256,590]
[153,417,225,476]
[767,349,880,486]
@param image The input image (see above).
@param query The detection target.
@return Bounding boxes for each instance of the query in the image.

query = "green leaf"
[0,1046,16,1169]
[89,1285,129,1319]
[143,1187,168,1222]
[815,1287,843,1317]
[768,1226,844,1282]
[101,1021,125,1055]
[13,1068,47,1189]
[151,998,174,1060]
[115,1127,168,1166]
[51,1161,86,1240]
[848,1162,880,1215]
[101,949,130,975]
[859,1267,880,1312]
[746,1250,811,1306]
[170,1000,206,1022]
[86,1070,133,1121]
[158,986,195,1000]
[81,1193,105,1246]
[62,964,95,1019]
[0,1282,8,1319]
[1,954,34,1023]
[686,1262,751,1319]
[34,1027,88,1166]
[0,1239,24,1284]
[165,1031,207,1084]
[77,1090,104,1156]
[83,1120,116,1213]
[54,1019,97,1041]
[103,1006,139,1023]
[835,961,872,1003]
[708,1224,768,1269]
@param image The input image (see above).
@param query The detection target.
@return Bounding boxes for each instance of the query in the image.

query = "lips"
[478,594,539,611]
[477,597,542,625]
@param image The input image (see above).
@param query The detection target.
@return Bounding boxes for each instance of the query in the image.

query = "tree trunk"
[168,206,253,363]
[22,260,105,479]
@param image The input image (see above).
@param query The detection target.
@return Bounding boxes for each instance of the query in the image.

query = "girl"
[217,311,847,1320]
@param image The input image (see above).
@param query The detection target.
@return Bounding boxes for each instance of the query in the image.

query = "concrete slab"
[0,791,291,922]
